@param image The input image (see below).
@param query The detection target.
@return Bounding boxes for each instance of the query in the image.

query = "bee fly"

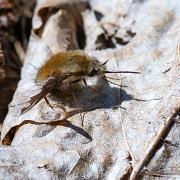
[14,50,140,116]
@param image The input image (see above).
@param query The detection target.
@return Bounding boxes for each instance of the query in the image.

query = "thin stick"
[143,170,180,178]
[119,82,134,179]
[129,107,180,180]
[119,80,135,162]
[121,122,136,162]
[119,80,136,180]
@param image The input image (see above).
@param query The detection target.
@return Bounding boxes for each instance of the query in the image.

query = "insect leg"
[82,78,97,92]
[69,79,82,86]
[44,96,53,109]
[102,76,127,88]
[82,78,87,86]
[71,93,84,126]
[69,78,96,91]
[51,104,67,113]
[106,76,127,81]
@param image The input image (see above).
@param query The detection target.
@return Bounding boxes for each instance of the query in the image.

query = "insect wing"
[12,73,72,116]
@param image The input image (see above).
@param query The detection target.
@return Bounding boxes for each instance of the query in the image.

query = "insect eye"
[89,68,98,77]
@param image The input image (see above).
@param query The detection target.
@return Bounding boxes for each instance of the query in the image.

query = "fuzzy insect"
[17,50,140,115]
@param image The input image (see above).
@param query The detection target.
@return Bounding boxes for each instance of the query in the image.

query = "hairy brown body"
[36,50,96,81]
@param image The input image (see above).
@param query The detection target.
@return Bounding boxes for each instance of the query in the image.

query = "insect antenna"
[103,70,140,74]
[101,60,109,66]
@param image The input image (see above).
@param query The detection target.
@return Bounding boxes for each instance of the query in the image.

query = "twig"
[121,121,136,162]
[119,80,136,179]
[129,106,180,180]
[143,170,180,178]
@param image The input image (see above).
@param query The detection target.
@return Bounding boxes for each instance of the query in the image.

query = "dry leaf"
[1,0,180,179]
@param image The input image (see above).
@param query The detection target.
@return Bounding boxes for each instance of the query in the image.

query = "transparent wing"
[11,73,72,116]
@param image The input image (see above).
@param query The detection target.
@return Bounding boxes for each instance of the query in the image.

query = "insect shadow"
[53,76,135,111]
[34,76,136,139]
[3,76,138,146]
